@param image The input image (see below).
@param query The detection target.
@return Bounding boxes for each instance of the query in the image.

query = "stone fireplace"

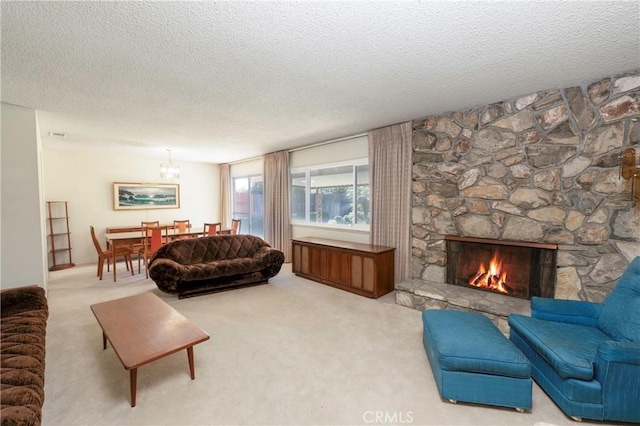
[396,70,640,332]
[445,236,557,300]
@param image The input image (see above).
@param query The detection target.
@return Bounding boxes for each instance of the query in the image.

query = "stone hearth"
[397,279,529,334]
[400,70,640,324]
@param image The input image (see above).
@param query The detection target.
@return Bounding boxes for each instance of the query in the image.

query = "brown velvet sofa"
[148,234,285,298]
[1,285,48,426]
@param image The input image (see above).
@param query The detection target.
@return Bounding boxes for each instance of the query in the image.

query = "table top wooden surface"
[105,227,206,241]
[90,292,210,370]
[292,237,395,254]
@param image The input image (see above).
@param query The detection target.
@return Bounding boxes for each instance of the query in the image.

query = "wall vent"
[48,132,67,139]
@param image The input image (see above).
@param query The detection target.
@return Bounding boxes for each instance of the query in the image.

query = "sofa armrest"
[595,340,640,422]
[531,296,603,327]
[597,340,640,365]
[148,258,187,282]
[0,285,47,319]
[252,247,283,263]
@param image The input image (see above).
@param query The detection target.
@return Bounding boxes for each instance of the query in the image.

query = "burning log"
[472,272,488,286]
[467,251,510,294]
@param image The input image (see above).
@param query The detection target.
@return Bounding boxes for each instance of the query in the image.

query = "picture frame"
[113,182,180,210]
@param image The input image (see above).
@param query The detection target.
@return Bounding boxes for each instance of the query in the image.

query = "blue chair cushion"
[509,314,611,380]
[422,310,530,378]
[598,256,640,342]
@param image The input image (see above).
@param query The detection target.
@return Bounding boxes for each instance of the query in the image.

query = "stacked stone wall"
[411,71,640,302]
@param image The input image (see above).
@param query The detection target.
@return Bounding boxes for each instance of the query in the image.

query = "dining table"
[104,227,206,282]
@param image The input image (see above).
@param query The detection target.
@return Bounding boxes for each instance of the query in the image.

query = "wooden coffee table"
[90,292,210,407]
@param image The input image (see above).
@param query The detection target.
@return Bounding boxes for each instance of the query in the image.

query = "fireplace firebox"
[445,236,557,300]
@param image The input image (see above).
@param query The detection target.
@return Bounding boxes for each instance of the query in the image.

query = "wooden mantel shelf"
[444,235,558,250]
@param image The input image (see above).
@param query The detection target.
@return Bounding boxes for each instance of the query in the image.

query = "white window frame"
[232,174,264,237]
[291,158,370,231]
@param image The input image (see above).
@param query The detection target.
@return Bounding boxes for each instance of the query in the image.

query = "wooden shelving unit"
[47,201,75,271]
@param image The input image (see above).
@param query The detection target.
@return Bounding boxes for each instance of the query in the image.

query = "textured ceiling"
[2,1,639,164]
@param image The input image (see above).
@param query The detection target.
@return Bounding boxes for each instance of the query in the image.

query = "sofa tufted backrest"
[151,234,271,266]
[598,256,640,342]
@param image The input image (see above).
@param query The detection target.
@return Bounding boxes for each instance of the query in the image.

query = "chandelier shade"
[160,149,180,179]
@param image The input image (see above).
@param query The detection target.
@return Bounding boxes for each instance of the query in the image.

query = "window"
[291,160,369,227]
[232,175,264,237]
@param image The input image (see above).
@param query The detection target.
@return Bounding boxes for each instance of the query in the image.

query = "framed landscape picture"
[113,182,180,210]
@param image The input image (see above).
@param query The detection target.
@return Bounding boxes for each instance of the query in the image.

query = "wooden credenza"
[292,237,395,298]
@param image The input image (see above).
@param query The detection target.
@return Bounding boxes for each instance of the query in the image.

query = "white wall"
[43,148,220,266]
[1,103,48,289]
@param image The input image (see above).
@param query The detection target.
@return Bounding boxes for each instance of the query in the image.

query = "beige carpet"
[42,262,606,425]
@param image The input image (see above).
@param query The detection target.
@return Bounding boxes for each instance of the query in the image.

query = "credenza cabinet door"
[351,255,363,290]
[308,245,328,279]
[351,255,376,293]
[328,250,351,286]
[291,238,394,298]
[292,243,303,274]
[293,242,328,279]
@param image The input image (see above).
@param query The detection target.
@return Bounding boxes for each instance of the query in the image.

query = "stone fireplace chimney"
[398,71,640,330]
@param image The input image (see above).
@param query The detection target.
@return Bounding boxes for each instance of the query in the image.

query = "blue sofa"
[509,256,640,423]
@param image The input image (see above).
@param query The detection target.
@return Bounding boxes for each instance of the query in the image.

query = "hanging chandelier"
[160,149,180,179]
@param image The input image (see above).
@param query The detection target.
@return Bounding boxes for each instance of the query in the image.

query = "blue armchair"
[508,256,640,423]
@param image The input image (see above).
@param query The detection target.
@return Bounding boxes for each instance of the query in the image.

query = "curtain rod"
[229,132,368,165]
[287,132,367,153]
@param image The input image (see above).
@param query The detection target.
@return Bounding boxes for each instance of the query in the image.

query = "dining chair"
[139,225,169,278]
[141,220,160,230]
[203,222,221,236]
[173,219,191,239]
[90,226,134,281]
[134,221,161,262]
[231,219,241,235]
[173,219,190,233]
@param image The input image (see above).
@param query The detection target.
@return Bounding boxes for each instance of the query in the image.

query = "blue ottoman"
[422,309,532,411]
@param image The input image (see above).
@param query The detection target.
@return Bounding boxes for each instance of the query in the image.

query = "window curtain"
[219,163,231,228]
[368,122,413,284]
[264,150,291,262]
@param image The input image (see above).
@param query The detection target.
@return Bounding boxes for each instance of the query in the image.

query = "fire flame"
[469,252,509,294]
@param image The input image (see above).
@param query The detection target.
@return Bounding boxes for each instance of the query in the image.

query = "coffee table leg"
[102,331,107,350]
[130,369,137,407]
[187,346,195,379]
